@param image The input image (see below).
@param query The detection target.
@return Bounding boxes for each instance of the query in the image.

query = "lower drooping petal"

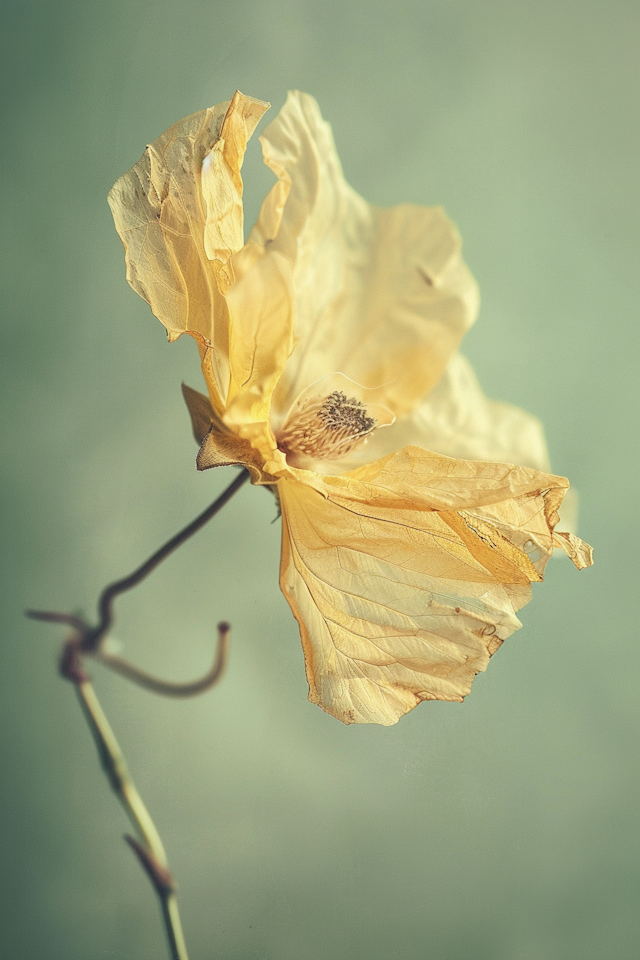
[278,449,592,725]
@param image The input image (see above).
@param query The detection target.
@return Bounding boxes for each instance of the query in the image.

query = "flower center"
[277,390,378,462]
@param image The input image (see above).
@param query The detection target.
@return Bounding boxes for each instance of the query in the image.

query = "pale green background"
[1,2,638,958]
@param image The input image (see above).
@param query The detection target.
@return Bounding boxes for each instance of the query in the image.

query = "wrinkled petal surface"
[111,90,593,727]
[202,92,270,265]
[223,244,295,430]
[108,92,269,415]
[339,352,581,534]
[344,353,551,471]
[279,447,591,725]
[250,91,480,420]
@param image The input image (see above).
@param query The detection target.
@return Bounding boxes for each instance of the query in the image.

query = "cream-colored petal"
[552,531,593,569]
[250,91,479,421]
[202,91,270,266]
[343,353,551,472]
[108,92,269,416]
[278,451,592,725]
[337,352,580,536]
[222,244,296,432]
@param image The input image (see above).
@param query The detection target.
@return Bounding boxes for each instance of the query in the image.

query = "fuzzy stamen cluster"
[277,390,377,461]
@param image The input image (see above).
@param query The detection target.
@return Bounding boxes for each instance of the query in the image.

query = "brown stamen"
[278,390,377,462]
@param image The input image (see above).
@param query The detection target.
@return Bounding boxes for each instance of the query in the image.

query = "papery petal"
[196,427,275,484]
[552,531,594,569]
[223,244,296,427]
[344,353,551,472]
[182,382,226,442]
[339,353,581,534]
[279,450,592,725]
[249,91,479,421]
[328,445,568,518]
[108,92,269,415]
[202,91,270,266]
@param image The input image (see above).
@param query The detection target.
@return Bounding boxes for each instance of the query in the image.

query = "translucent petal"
[340,352,580,535]
[202,91,270,266]
[108,92,269,415]
[223,245,296,431]
[250,91,479,421]
[342,353,552,471]
[279,449,592,725]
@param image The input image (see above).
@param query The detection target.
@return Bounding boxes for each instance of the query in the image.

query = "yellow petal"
[248,91,479,421]
[108,92,269,416]
[278,449,592,725]
[327,445,567,516]
[344,353,551,473]
[336,353,580,538]
[222,245,296,430]
[201,91,270,267]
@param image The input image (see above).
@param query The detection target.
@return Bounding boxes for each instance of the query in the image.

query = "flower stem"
[83,467,250,653]
[76,678,189,960]
[29,469,252,958]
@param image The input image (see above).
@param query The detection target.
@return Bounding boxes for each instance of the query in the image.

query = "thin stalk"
[28,470,251,959]
[76,679,188,960]
[94,622,230,697]
[83,468,249,653]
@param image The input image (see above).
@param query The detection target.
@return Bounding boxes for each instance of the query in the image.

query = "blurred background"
[1,1,638,958]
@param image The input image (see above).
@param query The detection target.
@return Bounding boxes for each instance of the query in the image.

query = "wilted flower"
[108,91,592,725]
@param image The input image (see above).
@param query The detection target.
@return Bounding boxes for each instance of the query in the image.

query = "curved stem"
[26,610,87,631]
[27,469,251,960]
[96,622,230,697]
[83,468,249,652]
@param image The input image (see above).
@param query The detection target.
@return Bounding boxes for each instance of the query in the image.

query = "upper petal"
[108,92,269,415]
[249,91,479,420]
[202,92,270,265]
[279,450,592,725]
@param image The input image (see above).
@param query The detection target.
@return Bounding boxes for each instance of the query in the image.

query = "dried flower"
[109,91,592,725]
